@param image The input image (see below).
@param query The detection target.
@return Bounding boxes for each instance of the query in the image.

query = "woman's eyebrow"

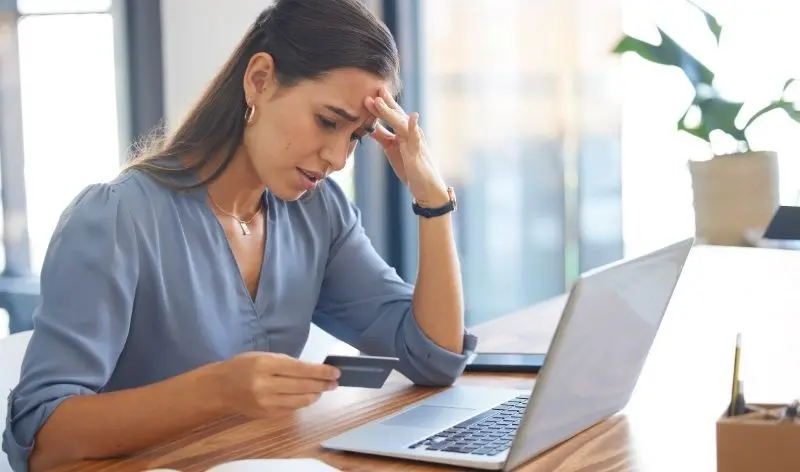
[324,105,359,122]
[326,105,377,133]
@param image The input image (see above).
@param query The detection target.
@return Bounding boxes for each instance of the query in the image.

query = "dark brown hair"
[126,0,400,189]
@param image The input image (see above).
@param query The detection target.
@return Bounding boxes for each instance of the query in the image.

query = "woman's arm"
[27,353,339,471]
[2,183,145,472]
[28,364,225,471]
[311,181,476,387]
[363,89,466,356]
[412,190,465,354]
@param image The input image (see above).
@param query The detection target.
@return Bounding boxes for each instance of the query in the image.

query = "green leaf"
[742,81,800,130]
[782,78,797,95]
[612,28,714,86]
[678,95,746,145]
[678,112,711,143]
[686,0,722,44]
[764,100,800,125]
[742,102,781,130]
[702,98,747,142]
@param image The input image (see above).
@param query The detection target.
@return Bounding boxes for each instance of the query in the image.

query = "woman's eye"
[318,115,362,142]
[317,116,337,130]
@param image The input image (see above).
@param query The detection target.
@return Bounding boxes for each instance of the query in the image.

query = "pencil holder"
[716,403,800,472]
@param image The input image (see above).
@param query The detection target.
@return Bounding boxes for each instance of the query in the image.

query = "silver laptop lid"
[504,238,694,470]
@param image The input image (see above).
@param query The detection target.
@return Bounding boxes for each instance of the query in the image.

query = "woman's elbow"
[28,445,63,472]
[412,376,458,388]
[401,363,463,388]
[27,423,81,472]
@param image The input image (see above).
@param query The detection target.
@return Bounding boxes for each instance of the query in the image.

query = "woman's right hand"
[213,352,341,417]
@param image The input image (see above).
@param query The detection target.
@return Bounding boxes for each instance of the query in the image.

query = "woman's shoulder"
[294,178,360,234]
[111,167,181,207]
[58,167,179,230]
[314,178,358,218]
[43,171,148,264]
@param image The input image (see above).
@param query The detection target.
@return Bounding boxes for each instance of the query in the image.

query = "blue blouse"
[2,168,477,471]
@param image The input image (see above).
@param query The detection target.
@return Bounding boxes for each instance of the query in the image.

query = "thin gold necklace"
[208,193,263,235]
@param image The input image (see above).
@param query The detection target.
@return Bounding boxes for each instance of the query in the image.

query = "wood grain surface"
[55,245,800,471]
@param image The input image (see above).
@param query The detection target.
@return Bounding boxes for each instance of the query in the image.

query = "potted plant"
[611,0,800,246]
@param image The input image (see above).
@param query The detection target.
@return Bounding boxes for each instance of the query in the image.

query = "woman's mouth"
[297,167,323,191]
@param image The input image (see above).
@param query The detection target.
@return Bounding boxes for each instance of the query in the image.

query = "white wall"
[159,0,357,360]
[160,0,271,128]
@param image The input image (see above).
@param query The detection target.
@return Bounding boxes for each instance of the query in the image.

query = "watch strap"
[412,187,457,218]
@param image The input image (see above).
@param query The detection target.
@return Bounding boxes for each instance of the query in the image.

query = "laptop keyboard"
[408,395,527,456]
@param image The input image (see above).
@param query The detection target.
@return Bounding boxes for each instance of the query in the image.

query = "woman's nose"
[322,138,355,172]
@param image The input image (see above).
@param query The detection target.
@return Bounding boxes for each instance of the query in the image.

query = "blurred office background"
[1,0,799,337]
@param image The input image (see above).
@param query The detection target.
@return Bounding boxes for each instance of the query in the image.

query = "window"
[420,0,624,324]
[0,308,8,338]
[17,0,111,14]
[329,154,356,200]
[16,1,122,272]
[0,152,6,273]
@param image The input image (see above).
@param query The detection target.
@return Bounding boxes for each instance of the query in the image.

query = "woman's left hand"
[365,87,450,208]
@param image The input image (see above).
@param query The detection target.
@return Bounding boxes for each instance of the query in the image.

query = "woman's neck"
[201,147,265,217]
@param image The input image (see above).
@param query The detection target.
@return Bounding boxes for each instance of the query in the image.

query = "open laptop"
[321,238,694,470]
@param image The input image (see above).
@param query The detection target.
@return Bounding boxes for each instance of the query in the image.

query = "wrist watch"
[412,187,457,218]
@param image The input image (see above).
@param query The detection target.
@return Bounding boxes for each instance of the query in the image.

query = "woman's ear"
[243,52,278,102]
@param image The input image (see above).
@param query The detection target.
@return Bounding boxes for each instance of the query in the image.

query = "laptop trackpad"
[381,405,476,428]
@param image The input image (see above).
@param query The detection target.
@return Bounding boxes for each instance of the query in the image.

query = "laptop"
[321,238,694,470]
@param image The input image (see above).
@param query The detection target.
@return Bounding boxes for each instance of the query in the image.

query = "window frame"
[0,0,160,332]
[0,5,31,277]
[354,0,423,281]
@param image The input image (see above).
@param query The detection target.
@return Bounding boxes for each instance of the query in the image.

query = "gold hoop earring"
[244,103,256,125]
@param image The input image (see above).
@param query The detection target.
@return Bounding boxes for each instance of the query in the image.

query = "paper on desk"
[204,459,340,471]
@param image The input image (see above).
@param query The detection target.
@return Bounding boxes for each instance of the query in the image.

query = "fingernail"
[328,382,338,391]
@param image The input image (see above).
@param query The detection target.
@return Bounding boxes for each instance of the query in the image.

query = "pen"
[729,333,742,417]
[732,380,746,416]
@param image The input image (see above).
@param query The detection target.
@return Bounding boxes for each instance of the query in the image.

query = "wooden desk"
[59,245,800,471]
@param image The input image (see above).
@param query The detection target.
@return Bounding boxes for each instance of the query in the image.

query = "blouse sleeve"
[2,182,140,472]
[311,181,477,387]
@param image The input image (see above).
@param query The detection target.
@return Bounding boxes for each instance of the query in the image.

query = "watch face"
[447,187,457,210]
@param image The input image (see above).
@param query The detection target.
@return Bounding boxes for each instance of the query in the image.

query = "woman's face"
[242,53,387,201]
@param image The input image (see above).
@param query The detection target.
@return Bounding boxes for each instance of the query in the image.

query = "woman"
[2,0,476,471]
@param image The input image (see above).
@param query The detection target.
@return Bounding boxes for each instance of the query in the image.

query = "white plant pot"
[688,150,780,246]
